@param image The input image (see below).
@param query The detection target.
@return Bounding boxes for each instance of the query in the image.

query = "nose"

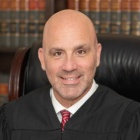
[62,55,77,72]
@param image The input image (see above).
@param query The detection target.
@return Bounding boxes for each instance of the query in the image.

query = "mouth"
[60,76,81,85]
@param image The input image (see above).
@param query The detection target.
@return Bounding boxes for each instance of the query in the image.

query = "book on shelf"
[0,83,8,106]
[79,0,90,17]
[89,0,100,33]
[100,0,111,34]
[131,0,140,36]
[19,0,29,47]
[28,0,48,46]
[0,0,11,47]
[121,0,131,35]
[67,0,80,10]
[38,0,47,41]
[28,0,39,47]
[10,0,20,48]
[110,0,122,34]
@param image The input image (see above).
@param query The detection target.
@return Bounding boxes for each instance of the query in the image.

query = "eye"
[77,49,86,55]
[53,51,62,56]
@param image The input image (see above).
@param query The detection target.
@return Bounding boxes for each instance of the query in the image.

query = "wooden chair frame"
[8,47,30,101]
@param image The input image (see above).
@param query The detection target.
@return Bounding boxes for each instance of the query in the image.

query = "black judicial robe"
[0,85,140,140]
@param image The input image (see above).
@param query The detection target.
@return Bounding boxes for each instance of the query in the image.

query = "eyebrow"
[49,48,64,54]
[74,44,89,50]
[73,44,91,53]
[48,43,90,53]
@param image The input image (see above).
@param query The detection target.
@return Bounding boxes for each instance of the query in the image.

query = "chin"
[58,86,88,100]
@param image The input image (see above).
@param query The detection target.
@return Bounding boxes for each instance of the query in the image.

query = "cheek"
[45,61,60,79]
[80,57,97,75]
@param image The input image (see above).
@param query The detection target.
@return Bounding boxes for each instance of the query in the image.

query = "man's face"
[39,23,101,106]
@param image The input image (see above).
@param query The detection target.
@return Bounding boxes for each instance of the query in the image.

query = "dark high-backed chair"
[9,34,140,102]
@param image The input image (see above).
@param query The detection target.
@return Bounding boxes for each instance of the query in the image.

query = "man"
[0,10,140,140]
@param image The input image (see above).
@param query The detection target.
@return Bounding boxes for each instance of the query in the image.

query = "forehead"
[42,14,96,50]
[44,26,93,50]
[45,35,91,53]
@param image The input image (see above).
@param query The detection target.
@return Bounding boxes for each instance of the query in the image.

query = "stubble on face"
[49,67,95,107]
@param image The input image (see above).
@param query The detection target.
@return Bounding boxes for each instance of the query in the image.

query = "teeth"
[65,77,76,80]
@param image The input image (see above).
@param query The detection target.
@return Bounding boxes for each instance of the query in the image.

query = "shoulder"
[0,86,51,129]
[7,86,50,107]
[95,85,133,106]
[88,85,140,133]
[98,84,140,121]
[95,85,140,120]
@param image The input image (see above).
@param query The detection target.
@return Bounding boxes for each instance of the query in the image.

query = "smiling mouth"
[60,76,81,84]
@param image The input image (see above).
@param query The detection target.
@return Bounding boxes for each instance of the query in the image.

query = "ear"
[38,48,46,71]
[96,43,102,67]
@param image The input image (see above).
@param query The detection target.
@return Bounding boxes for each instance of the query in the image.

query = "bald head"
[42,9,97,48]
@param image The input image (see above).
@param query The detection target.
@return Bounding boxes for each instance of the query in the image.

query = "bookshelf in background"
[0,83,8,106]
[110,0,121,34]
[39,0,48,41]
[0,0,11,47]
[28,0,40,47]
[100,0,111,34]
[1,0,140,49]
[67,0,140,36]
[89,0,100,33]
[67,0,79,10]
[0,0,54,48]
[79,0,90,17]
[131,0,140,36]
[121,0,131,35]
[19,0,29,47]
[10,0,20,48]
